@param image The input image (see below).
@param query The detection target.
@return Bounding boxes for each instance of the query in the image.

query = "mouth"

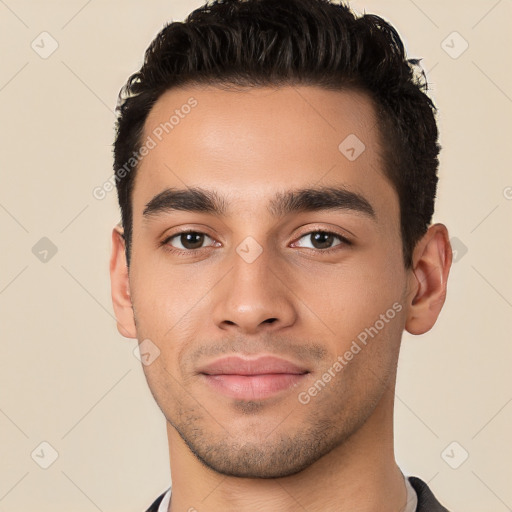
[197,355,310,401]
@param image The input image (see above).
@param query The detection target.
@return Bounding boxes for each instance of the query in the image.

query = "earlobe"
[405,223,452,335]
[110,224,137,339]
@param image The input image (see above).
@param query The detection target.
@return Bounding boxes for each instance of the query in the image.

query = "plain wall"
[0,1,511,510]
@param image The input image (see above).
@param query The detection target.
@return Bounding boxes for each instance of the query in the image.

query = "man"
[109,0,452,510]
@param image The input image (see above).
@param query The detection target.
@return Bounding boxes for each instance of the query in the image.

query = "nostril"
[263,318,277,324]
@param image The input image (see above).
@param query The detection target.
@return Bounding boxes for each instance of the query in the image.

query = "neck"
[166,386,406,512]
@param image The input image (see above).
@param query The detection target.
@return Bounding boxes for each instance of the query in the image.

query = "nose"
[212,244,297,335]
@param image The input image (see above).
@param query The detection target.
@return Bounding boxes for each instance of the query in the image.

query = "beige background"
[1,0,511,510]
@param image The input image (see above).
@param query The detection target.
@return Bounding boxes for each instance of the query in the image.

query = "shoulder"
[408,476,451,512]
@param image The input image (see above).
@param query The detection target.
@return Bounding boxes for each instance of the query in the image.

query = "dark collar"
[144,490,166,512]
[145,477,451,512]
[409,476,451,512]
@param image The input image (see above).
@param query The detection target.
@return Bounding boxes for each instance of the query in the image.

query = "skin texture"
[110,85,452,512]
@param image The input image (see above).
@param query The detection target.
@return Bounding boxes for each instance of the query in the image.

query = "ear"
[405,223,452,335]
[110,223,137,339]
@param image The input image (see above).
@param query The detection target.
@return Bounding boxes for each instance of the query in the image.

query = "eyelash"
[160,229,352,255]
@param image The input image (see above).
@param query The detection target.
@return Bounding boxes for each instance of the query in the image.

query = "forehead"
[132,85,397,221]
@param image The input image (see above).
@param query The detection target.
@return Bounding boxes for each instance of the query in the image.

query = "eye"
[292,230,350,251]
[163,231,217,251]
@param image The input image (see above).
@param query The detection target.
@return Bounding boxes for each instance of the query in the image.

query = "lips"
[198,356,310,401]
[198,355,309,376]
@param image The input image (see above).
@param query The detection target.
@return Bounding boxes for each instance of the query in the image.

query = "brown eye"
[310,232,336,249]
[165,231,214,251]
[294,231,349,250]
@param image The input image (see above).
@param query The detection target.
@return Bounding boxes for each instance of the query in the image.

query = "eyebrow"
[142,186,376,221]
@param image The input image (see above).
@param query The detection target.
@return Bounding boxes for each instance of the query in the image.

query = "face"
[124,85,411,478]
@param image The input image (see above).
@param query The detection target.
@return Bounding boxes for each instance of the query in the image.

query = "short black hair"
[113,0,440,268]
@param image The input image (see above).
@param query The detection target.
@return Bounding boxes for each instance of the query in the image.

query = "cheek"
[129,256,218,373]
[295,251,405,347]
[130,252,209,331]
